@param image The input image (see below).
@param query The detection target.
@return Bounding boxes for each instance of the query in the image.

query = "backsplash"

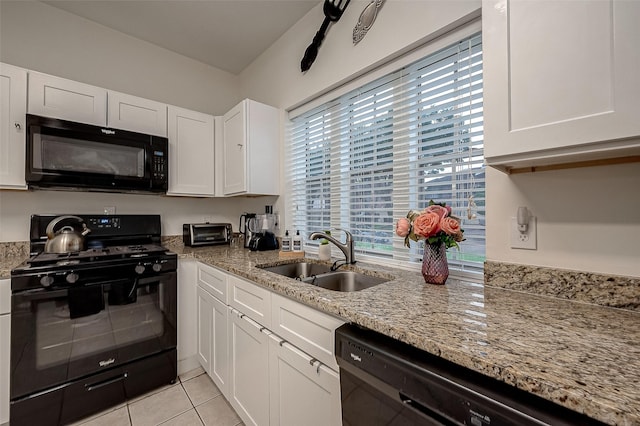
[484,260,640,311]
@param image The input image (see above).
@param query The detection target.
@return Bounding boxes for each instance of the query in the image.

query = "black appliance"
[10,214,177,426]
[335,323,606,426]
[183,223,232,247]
[25,114,168,193]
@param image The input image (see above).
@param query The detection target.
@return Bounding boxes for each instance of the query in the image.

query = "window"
[288,33,485,274]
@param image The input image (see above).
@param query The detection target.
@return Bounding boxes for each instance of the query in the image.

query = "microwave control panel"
[152,150,167,181]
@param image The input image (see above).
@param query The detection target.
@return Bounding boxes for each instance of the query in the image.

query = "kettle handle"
[46,215,88,239]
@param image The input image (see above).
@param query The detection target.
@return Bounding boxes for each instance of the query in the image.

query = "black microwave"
[25,114,168,193]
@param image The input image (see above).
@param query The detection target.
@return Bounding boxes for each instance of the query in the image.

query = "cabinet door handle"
[237,143,243,148]
[14,122,21,130]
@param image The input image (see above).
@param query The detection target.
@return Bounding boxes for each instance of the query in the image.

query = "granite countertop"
[2,242,637,424]
[168,243,639,426]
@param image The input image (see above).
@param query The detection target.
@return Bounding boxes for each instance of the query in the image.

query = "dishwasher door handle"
[399,392,452,425]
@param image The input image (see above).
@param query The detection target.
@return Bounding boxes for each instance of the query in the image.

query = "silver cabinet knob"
[14,122,21,130]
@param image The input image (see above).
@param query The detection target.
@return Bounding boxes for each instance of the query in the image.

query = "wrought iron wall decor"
[300,0,351,72]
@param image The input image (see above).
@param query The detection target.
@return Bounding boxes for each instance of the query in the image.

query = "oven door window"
[10,273,177,400]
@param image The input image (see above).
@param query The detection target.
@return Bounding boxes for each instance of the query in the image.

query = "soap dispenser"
[281,230,292,252]
[292,230,303,252]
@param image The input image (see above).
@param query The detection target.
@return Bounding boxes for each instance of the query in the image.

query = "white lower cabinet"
[196,265,229,395]
[268,334,341,426]
[193,266,344,426]
[1,279,10,425]
[229,311,270,426]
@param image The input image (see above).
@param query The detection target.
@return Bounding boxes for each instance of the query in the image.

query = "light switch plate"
[510,216,537,250]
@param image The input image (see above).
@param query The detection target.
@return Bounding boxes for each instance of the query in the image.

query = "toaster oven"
[183,223,232,247]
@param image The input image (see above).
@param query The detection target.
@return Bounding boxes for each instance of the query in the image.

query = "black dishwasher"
[335,324,606,426]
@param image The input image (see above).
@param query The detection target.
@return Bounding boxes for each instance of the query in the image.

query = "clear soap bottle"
[292,230,303,252]
[281,230,292,252]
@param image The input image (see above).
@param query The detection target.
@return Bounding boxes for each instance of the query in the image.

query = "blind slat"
[287,33,485,274]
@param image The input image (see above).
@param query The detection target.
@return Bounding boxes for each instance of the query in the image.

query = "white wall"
[0,1,240,115]
[0,1,273,241]
[239,0,640,277]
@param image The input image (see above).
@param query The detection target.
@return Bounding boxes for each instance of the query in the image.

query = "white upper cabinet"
[107,91,167,136]
[222,99,279,196]
[0,63,28,189]
[28,71,107,126]
[167,106,215,197]
[483,0,640,172]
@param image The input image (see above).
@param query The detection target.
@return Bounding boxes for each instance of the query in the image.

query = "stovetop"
[25,244,169,268]
[11,214,177,291]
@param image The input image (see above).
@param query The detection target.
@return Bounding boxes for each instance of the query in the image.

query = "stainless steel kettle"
[44,215,91,253]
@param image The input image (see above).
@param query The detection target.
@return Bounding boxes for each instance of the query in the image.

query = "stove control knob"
[152,262,162,272]
[40,275,54,287]
[135,263,146,275]
[66,272,79,284]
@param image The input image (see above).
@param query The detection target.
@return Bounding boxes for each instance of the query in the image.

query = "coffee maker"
[247,213,279,251]
[239,213,257,249]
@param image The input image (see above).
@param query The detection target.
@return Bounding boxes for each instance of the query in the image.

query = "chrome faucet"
[308,228,356,265]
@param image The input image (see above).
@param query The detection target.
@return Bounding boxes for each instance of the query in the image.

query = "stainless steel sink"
[259,262,332,279]
[258,262,389,292]
[302,271,388,292]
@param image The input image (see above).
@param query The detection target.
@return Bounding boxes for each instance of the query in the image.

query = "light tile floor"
[71,367,243,426]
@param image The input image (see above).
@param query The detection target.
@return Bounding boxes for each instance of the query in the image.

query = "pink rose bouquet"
[395,200,464,249]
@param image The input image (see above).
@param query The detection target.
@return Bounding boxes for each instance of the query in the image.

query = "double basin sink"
[258,261,390,292]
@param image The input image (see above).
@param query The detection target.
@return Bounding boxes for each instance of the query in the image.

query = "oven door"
[10,272,177,401]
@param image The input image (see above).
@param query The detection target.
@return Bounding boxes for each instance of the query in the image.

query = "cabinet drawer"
[228,275,271,328]
[271,293,344,371]
[197,262,228,304]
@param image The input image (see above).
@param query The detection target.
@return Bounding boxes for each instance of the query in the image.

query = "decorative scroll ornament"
[353,0,385,44]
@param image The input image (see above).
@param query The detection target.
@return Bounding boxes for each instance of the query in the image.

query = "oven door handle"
[13,288,68,300]
[85,372,128,392]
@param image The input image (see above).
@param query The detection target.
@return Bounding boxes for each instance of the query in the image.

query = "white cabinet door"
[268,334,341,426]
[483,0,640,171]
[222,101,246,195]
[229,311,270,426]
[196,269,230,395]
[107,91,167,136]
[167,106,215,196]
[1,279,11,425]
[209,299,229,396]
[0,63,27,190]
[196,286,213,374]
[222,99,279,196]
[28,71,107,126]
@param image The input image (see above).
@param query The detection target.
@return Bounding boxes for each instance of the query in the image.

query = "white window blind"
[287,33,485,274]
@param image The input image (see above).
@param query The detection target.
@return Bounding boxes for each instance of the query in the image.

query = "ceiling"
[43,0,319,75]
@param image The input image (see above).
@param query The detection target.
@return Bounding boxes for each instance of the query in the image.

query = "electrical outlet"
[103,206,116,215]
[510,216,537,250]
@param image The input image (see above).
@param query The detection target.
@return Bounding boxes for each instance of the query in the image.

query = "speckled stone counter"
[0,241,29,279]
[166,243,640,426]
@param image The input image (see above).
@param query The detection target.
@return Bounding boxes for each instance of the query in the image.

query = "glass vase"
[422,243,449,285]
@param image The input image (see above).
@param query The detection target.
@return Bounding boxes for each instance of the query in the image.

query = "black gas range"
[10,214,178,426]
